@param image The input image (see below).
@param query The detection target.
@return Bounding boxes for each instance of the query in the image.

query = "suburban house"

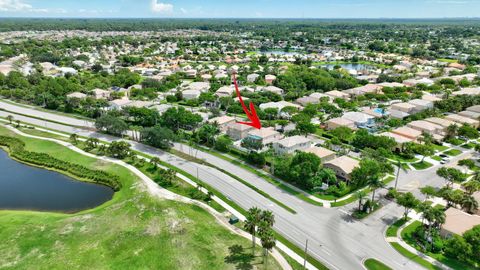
[296,96,320,106]
[390,102,417,114]
[265,74,276,84]
[227,123,254,141]
[273,135,311,155]
[425,117,457,130]
[452,87,480,96]
[182,89,201,100]
[379,132,413,150]
[246,127,284,146]
[474,192,480,215]
[91,88,111,99]
[407,120,445,139]
[440,207,480,237]
[324,90,350,100]
[391,126,423,141]
[209,116,236,132]
[341,112,375,128]
[343,84,382,97]
[262,85,284,95]
[303,146,336,163]
[408,99,434,113]
[403,78,434,86]
[324,156,360,181]
[458,110,480,120]
[66,92,87,99]
[109,99,132,110]
[259,101,302,112]
[326,117,356,130]
[466,105,480,113]
[215,85,235,98]
[309,92,332,102]
[247,73,260,83]
[445,114,480,128]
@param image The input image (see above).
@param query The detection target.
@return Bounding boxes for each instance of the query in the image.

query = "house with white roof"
[273,135,311,155]
[341,112,375,128]
[259,101,302,112]
[66,92,87,99]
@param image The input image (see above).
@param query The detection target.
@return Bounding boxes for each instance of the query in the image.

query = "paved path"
[0,102,438,270]
[4,124,294,270]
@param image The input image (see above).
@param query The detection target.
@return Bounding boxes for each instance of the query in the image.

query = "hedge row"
[0,136,121,191]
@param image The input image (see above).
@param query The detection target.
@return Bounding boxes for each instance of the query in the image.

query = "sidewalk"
[4,124,309,270]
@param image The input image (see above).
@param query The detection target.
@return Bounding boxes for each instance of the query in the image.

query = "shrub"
[0,136,121,191]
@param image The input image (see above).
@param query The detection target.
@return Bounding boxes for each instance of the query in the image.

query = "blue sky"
[0,0,479,18]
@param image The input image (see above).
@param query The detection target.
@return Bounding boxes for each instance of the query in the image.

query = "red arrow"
[233,74,262,129]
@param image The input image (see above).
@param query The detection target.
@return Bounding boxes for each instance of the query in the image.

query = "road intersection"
[1,99,462,270]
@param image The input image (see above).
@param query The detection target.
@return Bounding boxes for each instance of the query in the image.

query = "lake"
[0,150,114,213]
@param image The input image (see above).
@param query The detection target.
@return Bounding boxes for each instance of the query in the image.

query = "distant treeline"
[1,18,480,32]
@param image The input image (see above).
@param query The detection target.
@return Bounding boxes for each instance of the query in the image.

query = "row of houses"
[210,115,361,180]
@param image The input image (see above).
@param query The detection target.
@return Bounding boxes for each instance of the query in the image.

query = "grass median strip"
[364,258,392,270]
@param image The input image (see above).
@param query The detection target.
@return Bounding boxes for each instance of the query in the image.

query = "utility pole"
[394,161,401,189]
[303,239,308,269]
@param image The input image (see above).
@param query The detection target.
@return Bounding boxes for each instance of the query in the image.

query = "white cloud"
[0,0,66,13]
[151,0,173,13]
[0,0,32,11]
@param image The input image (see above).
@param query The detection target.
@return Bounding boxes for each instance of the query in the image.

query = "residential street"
[0,100,453,270]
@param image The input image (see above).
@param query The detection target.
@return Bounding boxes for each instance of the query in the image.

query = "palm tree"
[419,131,434,146]
[244,207,262,255]
[461,195,479,214]
[150,157,161,169]
[463,180,480,195]
[259,227,276,268]
[368,177,384,211]
[446,124,458,139]
[260,210,275,227]
[70,133,78,144]
[354,190,367,211]
[6,115,13,124]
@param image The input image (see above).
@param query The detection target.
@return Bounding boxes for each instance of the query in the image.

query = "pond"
[0,150,114,213]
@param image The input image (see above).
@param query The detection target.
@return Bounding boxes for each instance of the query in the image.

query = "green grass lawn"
[386,218,409,237]
[391,154,419,163]
[432,144,449,152]
[431,155,443,161]
[364,258,392,270]
[444,149,463,156]
[401,221,476,270]
[389,242,442,270]
[460,143,477,149]
[411,161,433,170]
[0,126,281,270]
